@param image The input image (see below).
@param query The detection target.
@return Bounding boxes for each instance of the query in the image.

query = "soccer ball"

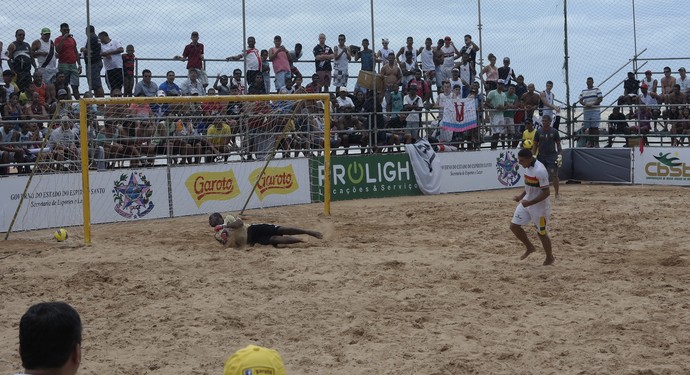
[523,139,534,150]
[54,228,68,242]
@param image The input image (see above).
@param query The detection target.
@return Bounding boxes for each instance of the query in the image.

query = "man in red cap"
[642,69,658,93]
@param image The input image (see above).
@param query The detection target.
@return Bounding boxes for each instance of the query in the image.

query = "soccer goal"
[3,93,332,243]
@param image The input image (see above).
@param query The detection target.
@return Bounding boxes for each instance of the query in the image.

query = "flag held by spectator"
[441,98,477,132]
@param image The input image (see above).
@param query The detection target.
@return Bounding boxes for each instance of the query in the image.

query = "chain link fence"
[2,0,688,147]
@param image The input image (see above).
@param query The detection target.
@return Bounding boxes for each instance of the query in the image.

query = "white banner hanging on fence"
[0,168,170,232]
[438,149,524,193]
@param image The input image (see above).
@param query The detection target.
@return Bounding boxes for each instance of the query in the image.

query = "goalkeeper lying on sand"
[209,212,323,248]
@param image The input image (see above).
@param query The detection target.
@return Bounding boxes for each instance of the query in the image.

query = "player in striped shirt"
[579,77,603,147]
[510,148,555,266]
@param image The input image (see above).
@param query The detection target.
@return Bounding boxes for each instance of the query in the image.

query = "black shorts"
[247,70,260,86]
[247,224,281,246]
[538,158,559,179]
[107,68,124,91]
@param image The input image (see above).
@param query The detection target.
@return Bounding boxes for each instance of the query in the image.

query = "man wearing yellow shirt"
[206,118,234,161]
[521,117,536,151]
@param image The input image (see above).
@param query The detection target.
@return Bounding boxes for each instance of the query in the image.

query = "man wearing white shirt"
[510,148,555,266]
[403,84,424,142]
[435,80,454,144]
[677,67,689,100]
[226,36,261,86]
[98,31,124,92]
[49,116,80,167]
[180,69,206,96]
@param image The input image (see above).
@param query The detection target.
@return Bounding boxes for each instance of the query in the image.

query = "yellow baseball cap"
[223,345,285,375]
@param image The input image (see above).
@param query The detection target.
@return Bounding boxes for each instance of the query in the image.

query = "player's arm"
[31,39,45,57]
[226,51,243,61]
[522,186,550,207]
[226,217,244,229]
[513,190,526,203]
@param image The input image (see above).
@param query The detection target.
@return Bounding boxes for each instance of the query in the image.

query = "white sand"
[1,184,689,374]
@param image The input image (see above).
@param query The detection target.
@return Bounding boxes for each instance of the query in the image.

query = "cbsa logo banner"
[634,148,690,186]
[311,154,421,202]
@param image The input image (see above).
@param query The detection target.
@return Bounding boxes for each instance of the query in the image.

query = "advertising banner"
[311,154,421,201]
[91,168,170,224]
[170,159,310,216]
[438,149,524,193]
[633,147,690,186]
[0,168,170,232]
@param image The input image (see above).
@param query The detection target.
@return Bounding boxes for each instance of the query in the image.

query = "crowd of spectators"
[2,25,688,174]
[604,67,690,147]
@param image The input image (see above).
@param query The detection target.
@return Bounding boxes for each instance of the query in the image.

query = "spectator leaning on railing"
[174,31,208,88]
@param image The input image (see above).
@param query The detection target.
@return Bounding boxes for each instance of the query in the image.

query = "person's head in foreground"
[224,345,285,375]
[19,302,82,375]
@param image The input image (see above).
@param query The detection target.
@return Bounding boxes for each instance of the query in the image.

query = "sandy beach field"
[1,184,689,374]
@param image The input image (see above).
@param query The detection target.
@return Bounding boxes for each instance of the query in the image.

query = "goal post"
[78,93,332,244]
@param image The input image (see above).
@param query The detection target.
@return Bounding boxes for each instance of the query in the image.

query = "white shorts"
[41,67,57,84]
[333,69,348,88]
[504,117,515,134]
[512,203,550,235]
[490,114,505,134]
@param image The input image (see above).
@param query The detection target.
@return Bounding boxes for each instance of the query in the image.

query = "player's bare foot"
[520,245,536,260]
[543,256,555,266]
[312,231,323,239]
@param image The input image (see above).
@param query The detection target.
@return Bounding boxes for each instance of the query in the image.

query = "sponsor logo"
[645,152,690,179]
[496,151,521,186]
[185,170,240,207]
[113,172,154,219]
[326,160,412,186]
[312,155,420,201]
[250,165,298,201]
